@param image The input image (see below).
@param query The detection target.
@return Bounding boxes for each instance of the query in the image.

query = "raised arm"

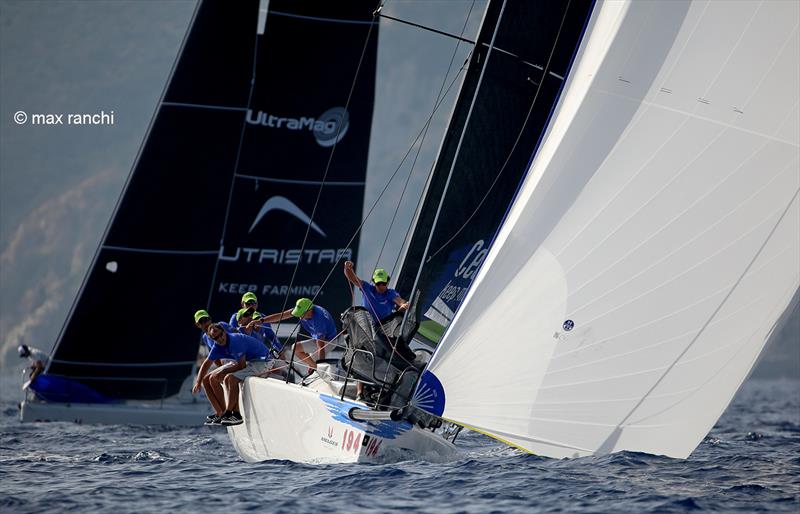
[260,308,295,324]
[343,260,362,288]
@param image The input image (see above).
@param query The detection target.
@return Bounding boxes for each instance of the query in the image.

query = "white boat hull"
[20,398,209,426]
[227,376,458,464]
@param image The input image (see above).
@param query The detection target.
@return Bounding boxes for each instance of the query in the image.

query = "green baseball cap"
[291,298,313,317]
[372,268,390,283]
[194,309,210,324]
[241,292,258,303]
[237,307,255,320]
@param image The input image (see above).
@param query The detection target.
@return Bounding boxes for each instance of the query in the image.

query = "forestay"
[415,0,800,458]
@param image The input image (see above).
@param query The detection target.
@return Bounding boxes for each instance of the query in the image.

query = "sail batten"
[419,0,799,459]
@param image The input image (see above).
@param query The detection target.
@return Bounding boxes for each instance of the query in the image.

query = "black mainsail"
[394,0,594,345]
[46,0,379,400]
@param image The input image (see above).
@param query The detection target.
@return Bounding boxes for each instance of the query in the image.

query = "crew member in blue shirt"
[344,261,409,321]
[202,323,271,426]
[194,309,232,351]
[193,309,237,424]
[192,311,238,424]
[261,298,338,373]
[229,292,262,329]
[236,307,282,356]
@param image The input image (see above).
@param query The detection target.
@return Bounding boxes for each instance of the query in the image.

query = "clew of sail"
[416,0,800,459]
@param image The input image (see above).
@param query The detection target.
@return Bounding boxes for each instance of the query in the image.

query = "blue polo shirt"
[229,311,263,329]
[241,323,283,354]
[299,305,337,341]
[226,332,269,362]
[361,280,400,320]
[202,322,233,351]
[207,340,236,362]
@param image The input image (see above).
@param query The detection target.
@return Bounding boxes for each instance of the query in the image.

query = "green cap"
[194,309,210,324]
[291,298,313,317]
[237,307,255,321]
[372,268,390,283]
[241,292,258,304]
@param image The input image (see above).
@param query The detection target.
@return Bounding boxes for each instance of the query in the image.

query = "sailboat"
[21,0,379,425]
[228,0,799,463]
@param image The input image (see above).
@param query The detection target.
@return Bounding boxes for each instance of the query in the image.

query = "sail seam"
[234,173,365,186]
[270,10,378,26]
[592,89,800,148]
[101,245,218,255]
[50,359,196,367]
[161,101,248,112]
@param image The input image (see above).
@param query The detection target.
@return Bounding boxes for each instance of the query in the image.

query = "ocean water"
[1,377,798,513]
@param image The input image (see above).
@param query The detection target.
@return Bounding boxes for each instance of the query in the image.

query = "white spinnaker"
[426,0,800,459]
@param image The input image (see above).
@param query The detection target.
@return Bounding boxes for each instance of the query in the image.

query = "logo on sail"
[249,196,326,237]
[245,107,350,148]
[423,240,488,329]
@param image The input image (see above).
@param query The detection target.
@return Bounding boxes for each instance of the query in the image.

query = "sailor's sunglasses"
[245,300,257,306]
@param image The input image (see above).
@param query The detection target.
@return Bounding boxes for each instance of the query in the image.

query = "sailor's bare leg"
[291,344,317,372]
[208,366,234,413]
[201,374,225,415]
[224,374,242,412]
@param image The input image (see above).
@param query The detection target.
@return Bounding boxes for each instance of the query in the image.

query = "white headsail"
[415,0,800,458]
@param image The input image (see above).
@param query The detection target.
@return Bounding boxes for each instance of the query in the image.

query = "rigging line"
[46,0,203,371]
[203,11,263,311]
[426,0,576,263]
[376,0,478,275]
[378,13,567,76]
[273,5,380,343]
[301,58,470,313]
[599,186,800,445]
[376,0,478,389]
[377,13,476,45]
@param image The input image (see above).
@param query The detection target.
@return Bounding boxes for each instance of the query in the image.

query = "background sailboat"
[19,0,380,423]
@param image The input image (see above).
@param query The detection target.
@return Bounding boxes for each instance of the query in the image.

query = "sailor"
[18,344,49,390]
[194,309,232,351]
[229,292,262,329]
[204,323,271,426]
[193,310,236,425]
[344,261,409,321]
[235,307,282,356]
[261,298,337,374]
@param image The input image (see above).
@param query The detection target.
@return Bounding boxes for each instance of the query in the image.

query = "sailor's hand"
[399,302,409,311]
[192,381,201,394]
[344,260,353,270]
